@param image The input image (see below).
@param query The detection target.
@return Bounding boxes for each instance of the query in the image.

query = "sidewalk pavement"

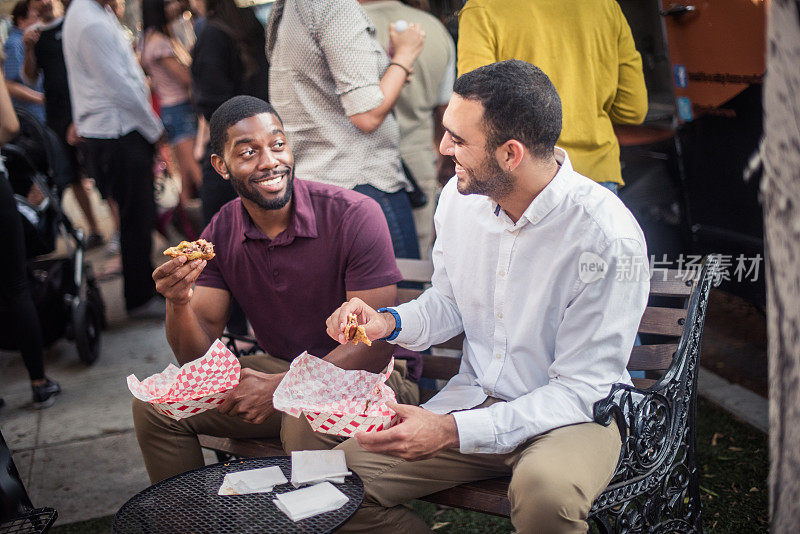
[1,187,215,525]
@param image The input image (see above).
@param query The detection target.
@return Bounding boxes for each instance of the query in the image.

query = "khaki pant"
[132,354,419,483]
[334,399,621,534]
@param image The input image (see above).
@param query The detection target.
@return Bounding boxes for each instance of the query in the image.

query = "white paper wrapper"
[273,352,398,436]
[291,450,351,488]
[273,482,349,522]
[218,466,288,495]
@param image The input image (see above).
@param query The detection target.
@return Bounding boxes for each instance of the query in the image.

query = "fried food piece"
[345,313,372,346]
[163,239,215,260]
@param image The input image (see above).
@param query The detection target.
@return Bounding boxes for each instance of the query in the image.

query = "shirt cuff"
[340,84,384,117]
[391,301,421,346]
[452,407,496,454]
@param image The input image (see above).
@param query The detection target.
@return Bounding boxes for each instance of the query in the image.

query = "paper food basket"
[273,352,399,436]
[127,339,240,420]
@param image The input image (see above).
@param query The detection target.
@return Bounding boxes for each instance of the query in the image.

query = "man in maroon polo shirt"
[132,96,420,484]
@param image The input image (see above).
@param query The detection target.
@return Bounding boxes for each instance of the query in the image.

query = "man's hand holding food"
[153,255,207,306]
[154,240,283,425]
[217,368,286,424]
[326,298,461,460]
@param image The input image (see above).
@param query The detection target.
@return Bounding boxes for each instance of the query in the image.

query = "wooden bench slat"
[649,270,693,297]
[423,478,511,517]
[627,343,678,371]
[631,377,658,389]
[638,306,686,336]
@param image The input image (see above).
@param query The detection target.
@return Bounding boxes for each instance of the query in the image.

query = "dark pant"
[83,132,157,310]
[353,184,420,259]
[0,175,44,380]
[199,150,247,335]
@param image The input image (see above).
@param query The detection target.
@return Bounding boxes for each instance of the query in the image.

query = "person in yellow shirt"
[458,0,648,192]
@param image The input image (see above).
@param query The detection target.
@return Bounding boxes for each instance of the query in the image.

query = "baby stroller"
[0,108,105,365]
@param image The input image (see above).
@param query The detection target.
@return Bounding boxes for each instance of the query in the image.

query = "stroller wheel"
[73,300,102,365]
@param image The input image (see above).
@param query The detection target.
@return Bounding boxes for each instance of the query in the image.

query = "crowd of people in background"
[0,0,645,434]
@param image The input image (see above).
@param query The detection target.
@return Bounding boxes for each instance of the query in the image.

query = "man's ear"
[496,140,526,172]
[210,154,230,181]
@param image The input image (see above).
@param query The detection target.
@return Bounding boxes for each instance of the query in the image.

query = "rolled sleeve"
[339,84,384,118]
[313,0,386,117]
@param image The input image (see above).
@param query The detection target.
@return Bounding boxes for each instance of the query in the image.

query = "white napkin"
[291,450,352,488]
[273,482,349,522]
[218,466,288,495]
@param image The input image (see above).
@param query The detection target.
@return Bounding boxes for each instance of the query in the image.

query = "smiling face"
[30,0,57,22]
[439,95,515,200]
[212,113,295,212]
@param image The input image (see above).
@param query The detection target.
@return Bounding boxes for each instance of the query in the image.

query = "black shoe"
[32,378,61,409]
[85,233,105,250]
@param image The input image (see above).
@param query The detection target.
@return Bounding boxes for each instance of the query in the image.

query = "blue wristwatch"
[376,307,401,341]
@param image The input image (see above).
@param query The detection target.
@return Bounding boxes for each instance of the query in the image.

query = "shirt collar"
[491,147,574,227]
[241,178,319,243]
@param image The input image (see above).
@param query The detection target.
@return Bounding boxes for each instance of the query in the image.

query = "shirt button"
[497,312,503,319]
[495,353,502,360]
[273,269,279,276]
[532,216,540,223]
[498,270,505,277]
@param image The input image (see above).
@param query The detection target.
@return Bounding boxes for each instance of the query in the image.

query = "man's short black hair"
[453,59,562,159]
[12,0,31,27]
[209,96,283,156]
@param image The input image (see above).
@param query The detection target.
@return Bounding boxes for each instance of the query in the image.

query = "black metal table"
[113,457,364,534]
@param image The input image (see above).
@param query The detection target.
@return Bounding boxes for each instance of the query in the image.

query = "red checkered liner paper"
[273,352,398,436]
[126,339,240,420]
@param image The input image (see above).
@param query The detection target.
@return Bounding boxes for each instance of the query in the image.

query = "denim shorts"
[160,101,198,144]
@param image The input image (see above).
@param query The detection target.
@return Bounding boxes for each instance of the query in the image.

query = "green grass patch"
[696,397,768,532]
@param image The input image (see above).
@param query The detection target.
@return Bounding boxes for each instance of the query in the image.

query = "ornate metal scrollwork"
[588,255,718,533]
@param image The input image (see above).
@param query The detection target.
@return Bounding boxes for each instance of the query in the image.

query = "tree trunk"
[763,0,800,531]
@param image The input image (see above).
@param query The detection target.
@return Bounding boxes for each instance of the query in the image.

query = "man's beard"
[456,152,515,199]
[229,165,294,211]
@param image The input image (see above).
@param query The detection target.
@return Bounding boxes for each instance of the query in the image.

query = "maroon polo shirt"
[197,178,418,376]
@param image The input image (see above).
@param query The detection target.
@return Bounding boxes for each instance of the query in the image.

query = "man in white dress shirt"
[326,60,650,533]
[63,0,165,316]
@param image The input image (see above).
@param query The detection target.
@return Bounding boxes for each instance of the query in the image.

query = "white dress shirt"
[392,148,650,454]
[63,0,163,143]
